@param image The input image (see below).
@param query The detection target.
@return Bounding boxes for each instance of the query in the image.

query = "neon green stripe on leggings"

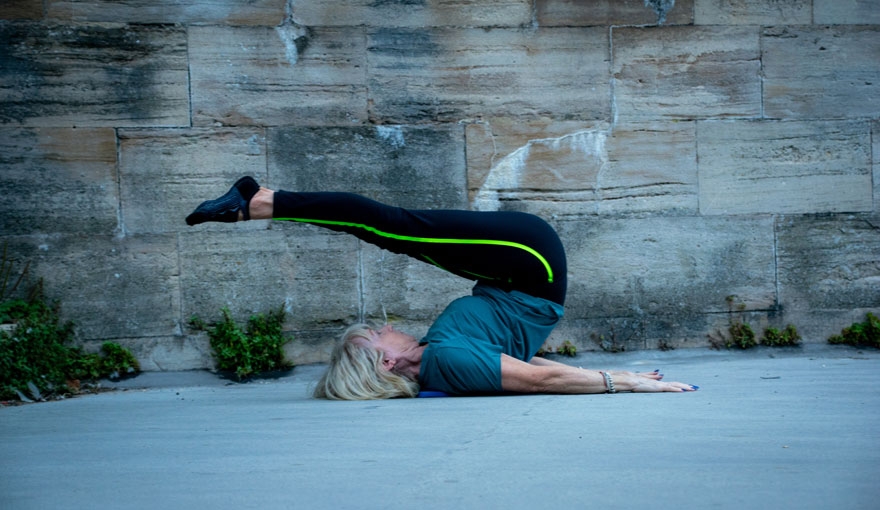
[274,217,554,283]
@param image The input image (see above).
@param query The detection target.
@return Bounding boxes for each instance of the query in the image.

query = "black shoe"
[185,176,261,226]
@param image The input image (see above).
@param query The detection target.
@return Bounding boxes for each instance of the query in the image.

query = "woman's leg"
[186,178,566,304]
[271,190,567,305]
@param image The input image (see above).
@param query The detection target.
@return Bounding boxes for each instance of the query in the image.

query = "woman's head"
[312,323,420,400]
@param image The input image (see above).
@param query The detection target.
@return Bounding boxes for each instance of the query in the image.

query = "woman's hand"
[609,370,697,392]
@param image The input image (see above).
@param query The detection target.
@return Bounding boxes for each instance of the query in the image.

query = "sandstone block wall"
[1,0,878,370]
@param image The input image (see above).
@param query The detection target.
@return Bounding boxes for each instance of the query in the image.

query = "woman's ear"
[382,356,396,371]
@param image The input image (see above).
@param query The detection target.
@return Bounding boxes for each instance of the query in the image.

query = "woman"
[187,176,698,399]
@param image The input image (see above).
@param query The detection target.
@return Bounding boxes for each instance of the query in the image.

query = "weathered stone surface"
[46,0,285,25]
[600,121,698,215]
[612,26,761,121]
[546,213,780,350]
[0,0,43,19]
[179,228,360,332]
[268,125,467,209]
[552,309,773,352]
[3,233,182,340]
[367,27,609,123]
[538,0,694,26]
[694,0,811,25]
[360,245,474,338]
[698,120,873,215]
[118,128,269,235]
[0,22,189,127]
[780,308,879,347]
[641,312,748,351]
[763,26,880,120]
[285,330,337,367]
[82,335,214,371]
[3,0,878,368]
[0,127,118,236]
[466,119,697,216]
[814,0,880,24]
[466,118,607,214]
[277,227,362,327]
[189,26,367,127]
[291,0,531,28]
[557,215,777,321]
[777,214,880,312]
[874,121,879,212]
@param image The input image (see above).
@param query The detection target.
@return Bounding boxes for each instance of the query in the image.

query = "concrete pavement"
[1,344,878,510]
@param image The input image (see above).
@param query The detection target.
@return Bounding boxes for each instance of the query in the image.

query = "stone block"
[698,120,873,215]
[600,121,698,215]
[814,0,880,24]
[285,330,337,366]
[0,22,189,127]
[189,26,367,127]
[556,215,777,321]
[291,0,532,28]
[612,26,761,121]
[179,228,361,332]
[0,127,118,236]
[278,226,363,327]
[367,27,609,123]
[694,0,811,25]
[466,119,697,216]
[46,0,286,25]
[118,128,269,235]
[780,308,880,346]
[360,245,475,337]
[82,335,214,371]
[641,312,727,350]
[777,214,880,312]
[3,233,182,341]
[554,281,782,352]
[538,0,694,26]
[554,316,653,352]
[763,26,880,120]
[0,0,43,19]
[268,125,467,209]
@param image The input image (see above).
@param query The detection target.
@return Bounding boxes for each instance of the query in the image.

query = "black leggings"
[273,191,567,306]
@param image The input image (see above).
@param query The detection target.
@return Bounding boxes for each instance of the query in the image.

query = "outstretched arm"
[501,354,697,394]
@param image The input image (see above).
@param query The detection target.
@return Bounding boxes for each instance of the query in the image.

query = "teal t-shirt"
[418,283,564,394]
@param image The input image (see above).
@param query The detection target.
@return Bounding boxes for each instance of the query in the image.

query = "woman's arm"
[502,354,697,394]
[529,356,662,382]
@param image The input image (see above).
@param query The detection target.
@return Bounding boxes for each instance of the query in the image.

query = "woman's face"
[358,324,417,354]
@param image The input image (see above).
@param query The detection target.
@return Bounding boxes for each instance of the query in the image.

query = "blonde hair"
[313,323,420,400]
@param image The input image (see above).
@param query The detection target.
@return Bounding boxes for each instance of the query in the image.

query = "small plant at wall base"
[828,313,880,349]
[727,322,757,349]
[190,305,292,381]
[0,283,140,402]
[761,325,801,347]
[709,295,757,350]
[556,340,577,357]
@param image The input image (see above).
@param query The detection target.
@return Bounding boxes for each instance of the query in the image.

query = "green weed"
[190,305,292,380]
[828,313,880,349]
[761,324,801,347]
[1,287,139,402]
[727,322,757,349]
[709,295,757,350]
[556,340,577,357]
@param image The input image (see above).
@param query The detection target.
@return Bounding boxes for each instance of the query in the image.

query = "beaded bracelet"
[601,371,617,393]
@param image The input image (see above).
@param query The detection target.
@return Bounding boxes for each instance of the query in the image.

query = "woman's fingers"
[632,379,698,393]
